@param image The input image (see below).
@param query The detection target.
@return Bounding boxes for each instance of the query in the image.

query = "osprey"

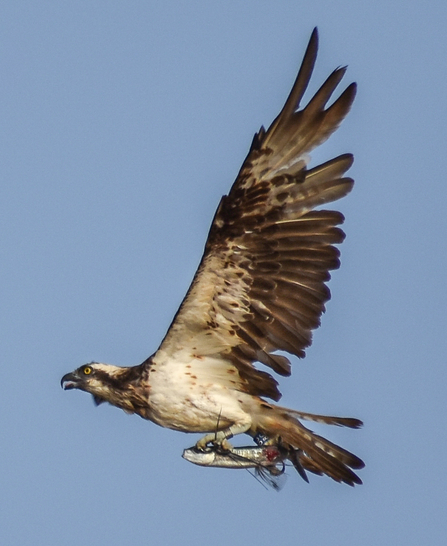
[62,29,364,486]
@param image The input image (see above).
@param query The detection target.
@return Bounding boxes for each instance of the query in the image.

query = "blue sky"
[1,1,446,545]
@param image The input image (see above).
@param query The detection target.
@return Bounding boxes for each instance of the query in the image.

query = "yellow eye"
[83,366,92,375]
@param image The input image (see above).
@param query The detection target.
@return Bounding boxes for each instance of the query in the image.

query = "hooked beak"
[61,371,80,390]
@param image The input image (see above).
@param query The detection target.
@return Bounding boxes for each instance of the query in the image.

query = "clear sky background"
[1,1,446,545]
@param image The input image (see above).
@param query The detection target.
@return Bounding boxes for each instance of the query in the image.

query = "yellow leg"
[196,422,252,451]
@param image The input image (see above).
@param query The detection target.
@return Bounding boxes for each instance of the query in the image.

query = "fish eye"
[83,366,93,375]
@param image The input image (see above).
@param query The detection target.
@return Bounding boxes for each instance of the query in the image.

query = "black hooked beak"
[61,371,79,390]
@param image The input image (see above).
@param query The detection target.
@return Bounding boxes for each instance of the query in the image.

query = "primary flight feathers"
[156,28,356,400]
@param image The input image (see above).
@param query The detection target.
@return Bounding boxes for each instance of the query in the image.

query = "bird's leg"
[196,422,251,452]
[252,432,282,446]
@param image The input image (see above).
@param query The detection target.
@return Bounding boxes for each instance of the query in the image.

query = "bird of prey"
[61,28,364,486]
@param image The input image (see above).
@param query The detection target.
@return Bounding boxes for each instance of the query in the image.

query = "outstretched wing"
[152,28,356,401]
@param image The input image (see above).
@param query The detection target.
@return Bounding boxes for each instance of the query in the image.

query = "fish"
[182,443,290,490]
[182,444,288,472]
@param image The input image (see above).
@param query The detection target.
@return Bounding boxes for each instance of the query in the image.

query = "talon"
[195,437,210,452]
[215,438,233,453]
[195,421,250,453]
[196,432,233,453]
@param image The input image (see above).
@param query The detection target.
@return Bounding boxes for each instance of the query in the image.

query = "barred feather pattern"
[157,30,356,401]
[256,404,364,486]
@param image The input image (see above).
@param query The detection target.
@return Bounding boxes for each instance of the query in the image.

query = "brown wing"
[152,28,356,401]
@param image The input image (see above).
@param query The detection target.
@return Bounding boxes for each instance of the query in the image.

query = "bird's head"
[61,361,148,414]
[61,362,127,406]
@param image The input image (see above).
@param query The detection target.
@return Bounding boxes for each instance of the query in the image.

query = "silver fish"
[182,444,287,471]
[182,444,289,490]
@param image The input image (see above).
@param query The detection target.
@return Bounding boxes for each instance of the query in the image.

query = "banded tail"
[256,404,364,485]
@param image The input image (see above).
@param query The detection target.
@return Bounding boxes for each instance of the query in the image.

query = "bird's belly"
[148,395,235,433]
[146,359,251,433]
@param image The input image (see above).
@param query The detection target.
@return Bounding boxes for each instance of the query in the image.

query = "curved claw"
[196,431,233,452]
[195,422,251,452]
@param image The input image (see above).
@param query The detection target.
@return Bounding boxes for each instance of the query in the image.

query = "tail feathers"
[287,409,363,429]
[258,407,364,486]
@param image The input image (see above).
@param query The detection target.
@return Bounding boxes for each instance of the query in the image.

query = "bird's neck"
[93,362,151,417]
